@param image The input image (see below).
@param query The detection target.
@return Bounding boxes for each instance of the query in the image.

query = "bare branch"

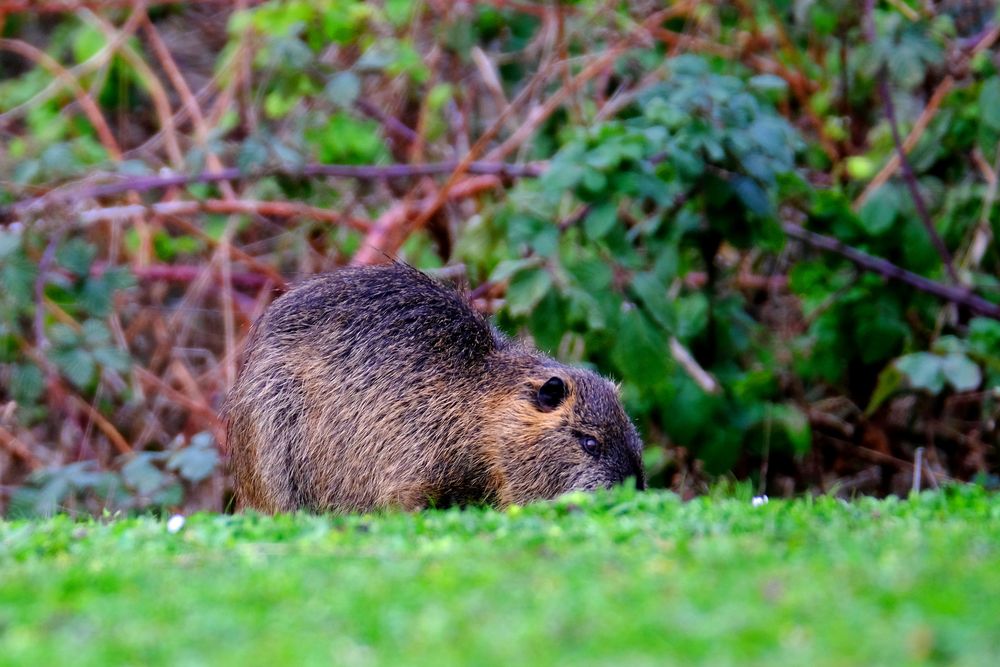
[5,161,546,220]
[783,222,1000,320]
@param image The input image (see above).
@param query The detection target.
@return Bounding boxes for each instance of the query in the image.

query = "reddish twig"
[353,175,504,265]
[69,394,132,456]
[0,424,41,470]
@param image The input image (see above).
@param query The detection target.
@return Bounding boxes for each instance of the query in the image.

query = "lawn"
[1,487,999,666]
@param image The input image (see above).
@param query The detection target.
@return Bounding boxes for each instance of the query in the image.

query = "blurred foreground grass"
[1,487,999,666]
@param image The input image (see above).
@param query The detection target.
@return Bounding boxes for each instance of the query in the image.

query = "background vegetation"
[2,0,1000,515]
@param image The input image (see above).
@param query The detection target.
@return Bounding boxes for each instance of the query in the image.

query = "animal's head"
[488,360,646,505]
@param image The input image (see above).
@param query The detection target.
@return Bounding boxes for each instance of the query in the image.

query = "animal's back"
[226,264,502,512]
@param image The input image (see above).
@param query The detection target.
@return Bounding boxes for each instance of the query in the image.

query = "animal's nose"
[615,452,646,490]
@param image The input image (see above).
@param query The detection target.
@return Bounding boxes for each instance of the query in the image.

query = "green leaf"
[72,24,107,64]
[731,176,771,216]
[320,3,368,43]
[273,141,305,170]
[748,74,788,94]
[122,455,167,496]
[48,323,80,348]
[629,272,674,332]
[941,353,981,392]
[81,319,112,347]
[612,307,670,387]
[102,267,137,291]
[932,335,965,355]
[565,287,606,330]
[0,230,21,258]
[674,293,709,341]
[51,348,96,389]
[324,72,361,108]
[490,258,540,283]
[581,168,607,194]
[527,290,565,352]
[307,112,387,164]
[980,78,1000,131]
[238,137,270,171]
[1,252,38,310]
[168,433,220,484]
[769,403,812,455]
[384,0,415,25]
[855,295,908,364]
[968,318,1000,358]
[858,186,899,236]
[505,268,553,317]
[427,83,453,111]
[151,483,184,507]
[10,363,44,403]
[895,353,945,394]
[93,346,131,373]
[31,474,70,518]
[506,214,559,257]
[583,202,618,241]
[867,364,905,415]
[56,238,97,277]
[80,276,119,317]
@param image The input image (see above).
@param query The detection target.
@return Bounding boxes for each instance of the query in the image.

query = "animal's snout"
[607,452,646,491]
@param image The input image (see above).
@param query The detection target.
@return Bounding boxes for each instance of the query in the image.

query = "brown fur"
[225,263,645,513]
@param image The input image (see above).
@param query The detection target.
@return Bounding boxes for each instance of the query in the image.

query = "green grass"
[1,487,999,667]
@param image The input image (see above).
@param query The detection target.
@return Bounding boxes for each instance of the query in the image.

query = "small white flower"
[166,514,186,533]
[752,495,769,507]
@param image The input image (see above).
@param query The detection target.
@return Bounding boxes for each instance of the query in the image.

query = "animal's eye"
[580,436,600,457]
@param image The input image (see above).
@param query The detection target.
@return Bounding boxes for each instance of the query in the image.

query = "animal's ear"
[537,376,567,412]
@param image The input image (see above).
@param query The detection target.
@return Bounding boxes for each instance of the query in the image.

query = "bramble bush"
[1,1,999,514]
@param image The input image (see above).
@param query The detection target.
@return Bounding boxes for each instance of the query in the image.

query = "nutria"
[225,263,645,513]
